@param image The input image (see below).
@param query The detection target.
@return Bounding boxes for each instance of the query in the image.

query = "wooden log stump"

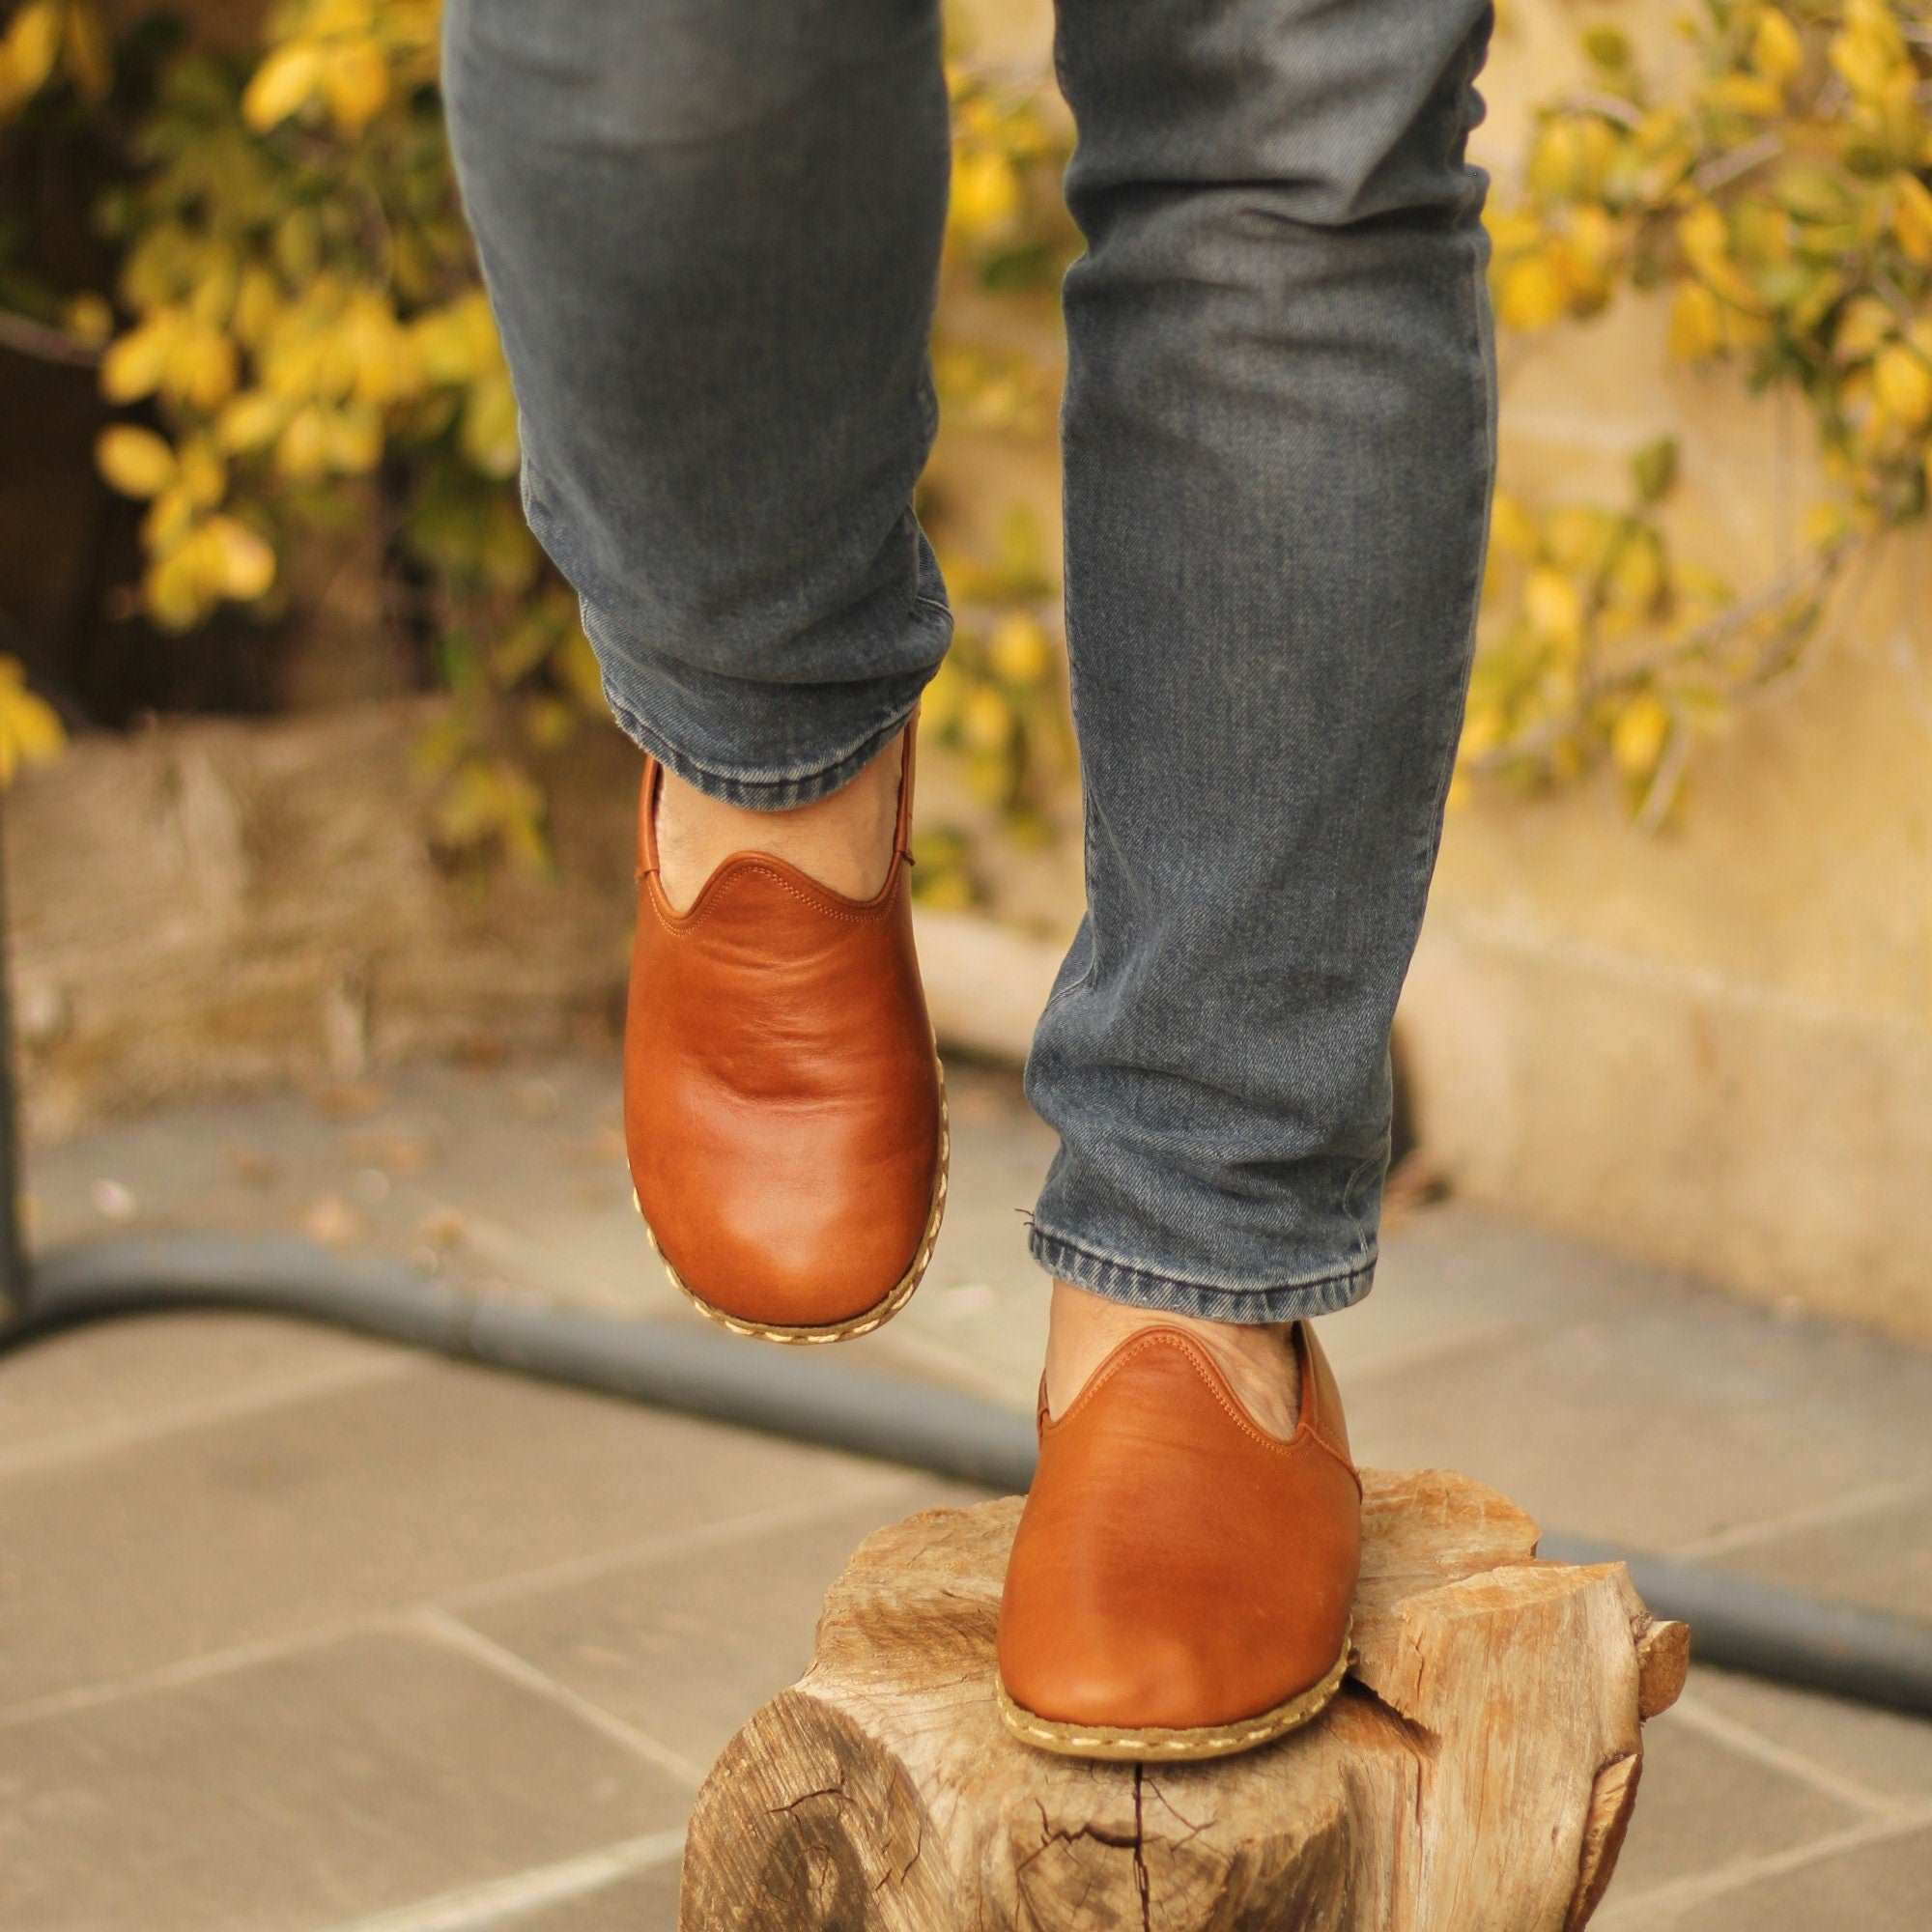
[679,1470,1688,1931]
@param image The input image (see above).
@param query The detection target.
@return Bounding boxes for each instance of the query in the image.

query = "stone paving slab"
[1707,1480,1932,1621]
[0,1309,409,1466]
[1683,1661,1932,1803]
[12,1050,1932,1930]
[486,1857,684,1932]
[1662,1825,1932,1930]
[1336,1293,1932,1556]
[0,1624,693,1932]
[0,1339,896,1711]
[22,1058,677,1321]
[1602,1698,1868,1895]
[455,1479,982,1771]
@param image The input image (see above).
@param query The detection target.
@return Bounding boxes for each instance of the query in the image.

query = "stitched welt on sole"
[996,1623,1354,1764]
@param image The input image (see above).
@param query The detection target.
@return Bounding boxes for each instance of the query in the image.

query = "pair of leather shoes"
[621,724,1357,1758]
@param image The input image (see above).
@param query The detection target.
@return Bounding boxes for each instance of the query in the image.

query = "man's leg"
[440,0,953,811]
[1030,0,1499,1379]
[997,0,1498,1758]
[441,0,954,1339]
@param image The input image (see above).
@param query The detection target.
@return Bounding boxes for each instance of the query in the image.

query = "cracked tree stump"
[677,1470,1688,1931]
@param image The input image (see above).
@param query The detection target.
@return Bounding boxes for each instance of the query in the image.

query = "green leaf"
[1632,437,1679,504]
[1582,25,1632,71]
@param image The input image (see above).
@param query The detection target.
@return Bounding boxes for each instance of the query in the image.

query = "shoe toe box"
[635,1088,942,1331]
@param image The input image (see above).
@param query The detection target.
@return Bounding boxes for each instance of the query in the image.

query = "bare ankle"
[1044,1279,1301,1439]
[654,729,905,911]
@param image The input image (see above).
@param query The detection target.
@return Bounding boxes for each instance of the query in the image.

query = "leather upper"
[997,1320,1361,1732]
[623,726,942,1329]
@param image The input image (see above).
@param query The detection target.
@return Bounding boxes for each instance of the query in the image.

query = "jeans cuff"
[579,592,949,811]
[603,684,920,810]
[1027,1225,1376,1325]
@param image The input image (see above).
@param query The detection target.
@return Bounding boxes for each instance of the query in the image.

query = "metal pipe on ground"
[7,1233,1931,1722]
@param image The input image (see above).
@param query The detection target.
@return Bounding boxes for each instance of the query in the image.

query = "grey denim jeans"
[441,0,1499,1324]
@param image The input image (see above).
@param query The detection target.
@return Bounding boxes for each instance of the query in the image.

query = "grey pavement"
[7,1053,1931,1929]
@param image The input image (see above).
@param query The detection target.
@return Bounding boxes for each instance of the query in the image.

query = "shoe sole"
[634,1052,950,1346]
[995,1622,1352,1763]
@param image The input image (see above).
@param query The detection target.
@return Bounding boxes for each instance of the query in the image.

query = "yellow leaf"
[63,292,113,344]
[1750,9,1804,87]
[1894,172,1932,267]
[1460,702,1505,759]
[177,439,227,509]
[987,611,1053,685]
[96,425,177,498]
[1668,280,1724,360]
[275,406,329,480]
[1611,693,1670,777]
[1606,531,1663,611]
[1834,295,1896,361]
[1678,201,1726,269]
[0,656,65,786]
[961,684,1014,752]
[1873,344,1932,428]
[1704,73,1783,118]
[324,406,384,473]
[1676,203,1764,312]
[2,3,61,100]
[522,696,576,753]
[1802,500,1850,549]
[964,749,1013,806]
[1525,566,1585,645]
[460,375,521,479]
[216,390,287,454]
[1496,254,1567,330]
[950,151,1023,238]
[553,629,606,710]
[1527,121,1586,199]
[1489,492,1541,558]
[1546,506,1611,573]
[312,0,378,32]
[322,40,388,135]
[100,318,175,403]
[143,541,216,631]
[62,1,112,102]
[1485,210,1544,255]
[1829,14,1901,99]
[242,43,320,131]
[141,484,194,554]
[919,657,965,733]
[911,867,975,911]
[233,267,282,347]
[167,326,240,412]
[204,516,277,600]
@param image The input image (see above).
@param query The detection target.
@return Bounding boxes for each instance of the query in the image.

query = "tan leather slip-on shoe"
[624,721,948,1344]
[996,1319,1360,1761]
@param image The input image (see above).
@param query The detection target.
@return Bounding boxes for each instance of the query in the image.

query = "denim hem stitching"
[604,690,925,810]
[1027,1225,1376,1325]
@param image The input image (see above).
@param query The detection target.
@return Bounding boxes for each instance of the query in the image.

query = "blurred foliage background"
[1,0,1929,883]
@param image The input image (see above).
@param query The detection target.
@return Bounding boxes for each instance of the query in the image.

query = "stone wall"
[956,0,1932,1335]
[1402,3,1932,1335]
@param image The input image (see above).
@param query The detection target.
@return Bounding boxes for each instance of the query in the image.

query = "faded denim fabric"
[442,0,1499,1322]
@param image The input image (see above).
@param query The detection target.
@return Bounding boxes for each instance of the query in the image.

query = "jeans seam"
[1403,31,1496,905]
[1037,789,1096,1021]
[1037,440,1098,1022]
